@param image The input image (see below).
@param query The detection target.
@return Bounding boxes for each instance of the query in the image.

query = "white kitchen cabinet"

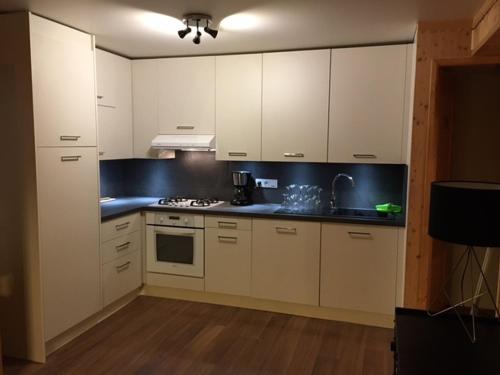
[132,59,158,158]
[30,14,97,147]
[96,49,133,159]
[252,219,320,305]
[101,212,142,242]
[320,223,399,315]
[205,227,252,296]
[215,54,262,161]
[36,147,100,341]
[262,50,330,162]
[157,56,215,135]
[101,230,141,264]
[329,45,408,164]
[102,251,142,306]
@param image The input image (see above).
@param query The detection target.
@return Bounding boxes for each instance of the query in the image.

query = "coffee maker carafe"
[231,171,253,206]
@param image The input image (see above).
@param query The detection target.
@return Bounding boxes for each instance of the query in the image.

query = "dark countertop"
[101,197,405,227]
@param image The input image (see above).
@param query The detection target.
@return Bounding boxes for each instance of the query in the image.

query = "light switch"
[255,178,278,189]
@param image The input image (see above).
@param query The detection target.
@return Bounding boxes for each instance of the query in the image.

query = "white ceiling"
[0,0,483,58]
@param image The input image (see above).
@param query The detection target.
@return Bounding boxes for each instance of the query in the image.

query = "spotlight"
[178,14,218,44]
[177,26,191,39]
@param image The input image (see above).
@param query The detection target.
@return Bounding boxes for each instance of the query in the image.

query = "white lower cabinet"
[320,223,399,315]
[101,213,143,306]
[205,217,252,296]
[36,147,100,341]
[251,219,320,305]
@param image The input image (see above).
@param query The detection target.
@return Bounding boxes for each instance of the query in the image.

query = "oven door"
[146,225,204,278]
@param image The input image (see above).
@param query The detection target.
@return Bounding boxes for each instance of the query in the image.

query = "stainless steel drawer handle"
[218,221,237,229]
[116,261,131,272]
[218,236,238,243]
[284,153,304,158]
[353,154,377,159]
[97,95,103,99]
[99,151,105,156]
[115,222,130,230]
[115,241,131,251]
[60,155,81,162]
[177,125,195,130]
[228,152,247,157]
[275,227,297,234]
[348,231,373,239]
[60,135,81,141]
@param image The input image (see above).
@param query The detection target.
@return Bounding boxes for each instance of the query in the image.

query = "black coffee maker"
[231,171,253,206]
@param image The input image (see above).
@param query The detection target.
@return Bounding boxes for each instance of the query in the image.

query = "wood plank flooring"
[4,296,394,375]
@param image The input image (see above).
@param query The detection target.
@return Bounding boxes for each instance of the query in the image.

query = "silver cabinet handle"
[60,136,81,141]
[353,154,377,159]
[348,231,373,239]
[218,221,237,229]
[60,155,81,162]
[97,95,103,99]
[228,152,247,157]
[218,236,238,243]
[115,241,131,252]
[115,221,130,230]
[284,153,304,158]
[177,125,195,130]
[275,227,297,234]
[116,261,131,272]
[99,151,105,156]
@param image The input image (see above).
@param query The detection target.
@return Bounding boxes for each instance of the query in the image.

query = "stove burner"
[158,196,187,205]
[190,199,211,207]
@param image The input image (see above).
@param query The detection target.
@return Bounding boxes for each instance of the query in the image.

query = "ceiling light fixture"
[178,14,218,44]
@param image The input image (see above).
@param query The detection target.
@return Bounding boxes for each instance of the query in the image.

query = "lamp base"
[427,245,500,343]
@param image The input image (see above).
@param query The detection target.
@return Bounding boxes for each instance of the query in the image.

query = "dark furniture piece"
[393,307,500,375]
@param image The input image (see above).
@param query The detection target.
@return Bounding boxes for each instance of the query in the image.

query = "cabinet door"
[205,228,251,296]
[262,50,330,162]
[96,49,133,159]
[252,219,320,305]
[320,223,398,315]
[215,54,262,161]
[102,250,142,306]
[132,59,158,158]
[36,147,100,340]
[329,45,407,164]
[157,56,215,134]
[30,14,97,147]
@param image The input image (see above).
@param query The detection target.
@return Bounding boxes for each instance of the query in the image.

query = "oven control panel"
[146,212,204,229]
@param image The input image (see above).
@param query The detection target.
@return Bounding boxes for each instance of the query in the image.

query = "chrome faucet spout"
[330,173,355,209]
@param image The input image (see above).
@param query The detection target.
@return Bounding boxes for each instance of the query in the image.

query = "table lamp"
[428,181,500,342]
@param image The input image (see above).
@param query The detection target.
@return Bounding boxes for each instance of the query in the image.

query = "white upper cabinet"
[30,14,97,147]
[132,59,158,158]
[215,54,262,161]
[157,56,215,135]
[96,49,133,159]
[262,49,330,163]
[329,45,408,164]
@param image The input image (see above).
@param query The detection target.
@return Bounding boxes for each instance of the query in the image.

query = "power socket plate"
[255,178,278,189]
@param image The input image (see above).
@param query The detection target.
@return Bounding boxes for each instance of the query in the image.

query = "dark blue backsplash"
[100,151,407,211]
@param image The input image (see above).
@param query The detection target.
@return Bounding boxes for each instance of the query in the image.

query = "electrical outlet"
[255,178,278,189]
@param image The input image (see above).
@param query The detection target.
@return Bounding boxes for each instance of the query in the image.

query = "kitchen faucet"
[330,173,355,209]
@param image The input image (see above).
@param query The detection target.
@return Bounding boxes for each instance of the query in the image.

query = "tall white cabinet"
[96,49,133,160]
[329,45,408,164]
[262,49,330,163]
[0,12,100,361]
[215,54,262,161]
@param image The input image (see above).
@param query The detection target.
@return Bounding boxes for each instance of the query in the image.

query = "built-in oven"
[146,212,204,278]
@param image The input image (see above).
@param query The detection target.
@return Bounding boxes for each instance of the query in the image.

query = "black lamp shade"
[429,181,500,247]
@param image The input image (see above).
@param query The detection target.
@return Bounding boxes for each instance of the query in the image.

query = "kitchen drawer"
[101,213,141,242]
[205,216,252,231]
[101,230,141,264]
[102,251,142,306]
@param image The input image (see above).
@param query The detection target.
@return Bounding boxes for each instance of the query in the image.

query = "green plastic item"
[375,203,402,214]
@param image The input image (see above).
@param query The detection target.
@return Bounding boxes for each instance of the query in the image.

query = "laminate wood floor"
[4,296,394,375]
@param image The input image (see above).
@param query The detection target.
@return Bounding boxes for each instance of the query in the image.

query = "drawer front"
[102,251,142,306]
[101,213,141,242]
[101,231,141,264]
[205,216,252,231]
[205,228,251,296]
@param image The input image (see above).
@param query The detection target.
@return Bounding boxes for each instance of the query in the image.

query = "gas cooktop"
[150,197,224,208]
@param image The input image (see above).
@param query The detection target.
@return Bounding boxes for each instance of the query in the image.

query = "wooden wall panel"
[404,21,472,309]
